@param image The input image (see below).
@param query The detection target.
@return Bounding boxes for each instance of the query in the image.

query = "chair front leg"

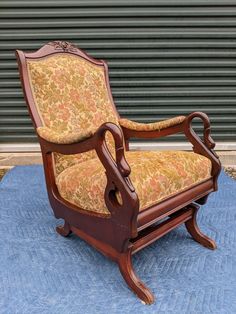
[96,122,140,243]
[117,248,155,304]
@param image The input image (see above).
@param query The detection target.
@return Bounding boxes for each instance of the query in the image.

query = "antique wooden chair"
[16,41,221,304]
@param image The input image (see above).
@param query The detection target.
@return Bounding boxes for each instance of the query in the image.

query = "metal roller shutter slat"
[0,0,235,143]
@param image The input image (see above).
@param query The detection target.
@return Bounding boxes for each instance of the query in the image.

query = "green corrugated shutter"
[1,0,236,143]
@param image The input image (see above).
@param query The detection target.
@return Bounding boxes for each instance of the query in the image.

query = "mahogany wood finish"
[16,41,221,305]
[56,221,72,237]
[185,203,217,250]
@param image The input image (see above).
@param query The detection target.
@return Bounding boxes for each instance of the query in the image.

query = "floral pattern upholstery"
[27,53,118,175]
[27,52,212,216]
[119,116,186,131]
[37,125,94,144]
[56,151,212,216]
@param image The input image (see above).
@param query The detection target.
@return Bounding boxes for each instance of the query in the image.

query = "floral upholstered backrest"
[26,53,119,175]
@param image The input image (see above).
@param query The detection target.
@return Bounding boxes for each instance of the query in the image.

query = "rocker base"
[56,203,216,304]
[185,203,217,250]
[56,221,72,237]
[118,249,155,305]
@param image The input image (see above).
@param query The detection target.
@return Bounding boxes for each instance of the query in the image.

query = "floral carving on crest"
[48,41,77,52]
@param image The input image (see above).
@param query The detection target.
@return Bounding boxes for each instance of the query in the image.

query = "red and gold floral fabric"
[37,125,94,144]
[27,53,212,216]
[56,151,212,216]
[27,53,118,175]
[119,116,185,131]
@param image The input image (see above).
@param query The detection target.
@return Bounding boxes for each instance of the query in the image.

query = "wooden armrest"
[119,116,186,132]
[184,111,221,182]
[38,122,139,232]
[184,112,216,150]
[37,126,94,144]
[37,122,135,192]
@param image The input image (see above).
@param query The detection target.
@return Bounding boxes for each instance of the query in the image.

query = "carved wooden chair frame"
[16,41,221,304]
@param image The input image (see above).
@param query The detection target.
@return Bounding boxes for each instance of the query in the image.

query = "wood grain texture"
[185,204,217,250]
[15,41,221,304]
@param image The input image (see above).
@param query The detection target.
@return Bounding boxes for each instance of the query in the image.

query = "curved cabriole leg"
[118,249,155,305]
[56,221,72,237]
[185,204,216,250]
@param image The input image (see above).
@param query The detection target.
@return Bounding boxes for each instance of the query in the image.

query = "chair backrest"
[16,41,120,175]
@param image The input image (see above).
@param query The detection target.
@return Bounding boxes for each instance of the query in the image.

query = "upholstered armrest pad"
[119,116,186,131]
[37,126,94,144]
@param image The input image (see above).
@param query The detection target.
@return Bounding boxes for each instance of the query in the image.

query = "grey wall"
[0,0,236,143]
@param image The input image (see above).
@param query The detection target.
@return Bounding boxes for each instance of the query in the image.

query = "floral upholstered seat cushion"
[55,151,212,216]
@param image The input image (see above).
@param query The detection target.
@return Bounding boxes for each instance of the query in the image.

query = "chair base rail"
[56,202,216,305]
[131,206,194,254]
[137,178,214,230]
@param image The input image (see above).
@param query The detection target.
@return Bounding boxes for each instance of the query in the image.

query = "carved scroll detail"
[48,41,77,52]
[185,111,219,159]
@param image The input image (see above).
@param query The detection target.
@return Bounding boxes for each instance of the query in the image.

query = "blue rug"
[0,166,235,314]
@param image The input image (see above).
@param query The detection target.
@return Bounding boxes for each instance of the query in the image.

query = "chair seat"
[56,151,212,216]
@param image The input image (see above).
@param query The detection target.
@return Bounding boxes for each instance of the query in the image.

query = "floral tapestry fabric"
[37,126,94,144]
[119,116,186,131]
[56,151,212,216]
[27,53,212,217]
[53,151,97,177]
[27,53,118,175]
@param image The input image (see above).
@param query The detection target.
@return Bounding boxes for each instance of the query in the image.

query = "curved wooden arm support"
[183,112,221,189]
[95,123,131,182]
[184,112,217,152]
[95,123,140,239]
[121,112,221,191]
[39,122,139,240]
